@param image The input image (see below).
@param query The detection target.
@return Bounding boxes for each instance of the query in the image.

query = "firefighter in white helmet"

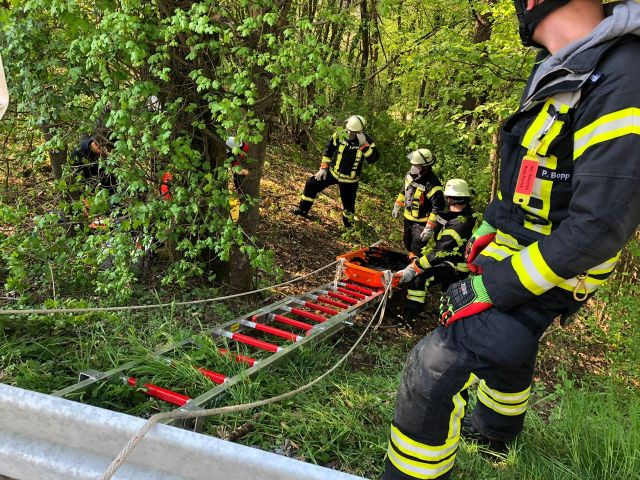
[293,115,379,227]
[395,178,474,328]
[391,148,445,256]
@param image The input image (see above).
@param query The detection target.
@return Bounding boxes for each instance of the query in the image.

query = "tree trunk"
[489,126,501,202]
[40,124,67,180]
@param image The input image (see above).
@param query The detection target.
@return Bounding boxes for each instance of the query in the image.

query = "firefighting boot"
[461,414,509,454]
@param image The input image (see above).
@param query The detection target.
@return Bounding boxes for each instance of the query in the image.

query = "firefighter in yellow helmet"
[293,115,379,227]
[391,148,445,256]
[395,179,474,329]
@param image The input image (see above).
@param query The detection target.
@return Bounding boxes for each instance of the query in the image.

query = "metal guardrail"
[0,384,367,480]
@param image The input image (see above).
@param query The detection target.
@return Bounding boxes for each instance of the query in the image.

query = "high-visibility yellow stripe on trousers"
[477,381,530,417]
[387,374,476,478]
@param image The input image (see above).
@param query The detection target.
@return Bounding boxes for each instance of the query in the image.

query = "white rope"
[0,260,339,316]
[333,257,346,291]
[100,274,393,480]
[374,270,394,331]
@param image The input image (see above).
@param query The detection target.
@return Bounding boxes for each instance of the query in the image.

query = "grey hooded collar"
[523,0,640,107]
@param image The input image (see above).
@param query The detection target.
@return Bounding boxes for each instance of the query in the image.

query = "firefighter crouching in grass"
[293,115,379,228]
[383,0,640,479]
[391,148,445,257]
[395,179,474,329]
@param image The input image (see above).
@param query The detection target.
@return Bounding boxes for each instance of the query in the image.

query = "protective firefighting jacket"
[322,131,379,183]
[395,170,445,223]
[475,3,640,311]
[418,207,474,272]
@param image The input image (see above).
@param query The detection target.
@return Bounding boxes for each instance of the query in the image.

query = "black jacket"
[70,138,117,194]
[395,169,445,223]
[475,34,640,310]
[418,207,474,271]
[322,131,379,183]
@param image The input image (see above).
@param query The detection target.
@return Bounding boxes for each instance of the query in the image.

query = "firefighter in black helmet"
[293,115,379,228]
[383,1,640,479]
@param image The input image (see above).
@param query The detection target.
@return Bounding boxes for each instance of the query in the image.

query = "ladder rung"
[337,287,365,300]
[304,301,339,316]
[270,314,313,331]
[328,291,358,305]
[127,377,190,406]
[341,282,375,295]
[197,368,227,385]
[289,308,327,323]
[218,348,256,366]
[245,320,302,342]
[230,332,282,353]
[316,295,350,309]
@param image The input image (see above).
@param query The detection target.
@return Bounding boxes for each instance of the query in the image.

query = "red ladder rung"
[197,367,227,385]
[316,295,350,309]
[289,307,328,323]
[231,332,281,353]
[127,377,190,406]
[270,314,313,331]
[250,321,302,342]
[328,291,358,305]
[337,287,365,300]
[342,282,375,296]
[218,348,256,366]
[304,301,339,316]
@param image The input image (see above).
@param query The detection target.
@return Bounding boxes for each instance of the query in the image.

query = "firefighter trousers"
[403,220,429,256]
[383,289,582,480]
[405,265,466,323]
[298,174,358,227]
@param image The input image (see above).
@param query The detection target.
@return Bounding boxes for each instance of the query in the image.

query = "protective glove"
[465,220,497,274]
[439,276,493,326]
[315,167,328,182]
[396,261,423,285]
[356,132,367,146]
[392,204,401,219]
[420,222,436,241]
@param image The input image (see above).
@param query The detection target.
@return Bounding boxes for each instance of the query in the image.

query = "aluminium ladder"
[52,279,384,430]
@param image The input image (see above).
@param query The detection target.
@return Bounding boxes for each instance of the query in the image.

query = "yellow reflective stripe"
[426,186,442,199]
[418,256,432,270]
[479,380,530,403]
[428,213,438,223]
[390,426,457,462]
[387,444,456,479]
[396,194,405,205]
[574,108,640,160]
[321,156,332,165]
[522,99,570,155]
[512,243,564,295]
[404,211,428,222]
[479,242,514,261]
[558,275,607,293]
[328,169,359,183]
[477,389,528,416]
[300,194,315,202]
[495,230,523,250]
[362,143,375,157]
[407,290,426,303]
[440,229,463,246]
[333,144,346,171]
[587,252,621,275]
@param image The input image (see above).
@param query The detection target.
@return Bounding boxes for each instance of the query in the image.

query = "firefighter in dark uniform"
[69,136,117,195]
[395,179,474,328]
[383,1,640,479]
[293,115,379,227]
[392,148,445,256]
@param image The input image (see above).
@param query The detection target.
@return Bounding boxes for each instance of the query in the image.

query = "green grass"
[1,281,639,479]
